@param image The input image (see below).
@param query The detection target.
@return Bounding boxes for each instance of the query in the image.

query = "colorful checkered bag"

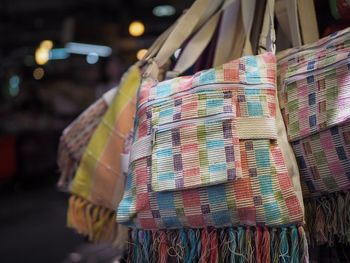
[62,19,187,248]
[277,27,350,246]
[117,1,308,260]
[57,88,116,191]
[66,67,140,247]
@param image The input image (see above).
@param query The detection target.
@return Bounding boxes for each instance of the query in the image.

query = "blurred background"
[0,0,349,262]
[0,1,192,262]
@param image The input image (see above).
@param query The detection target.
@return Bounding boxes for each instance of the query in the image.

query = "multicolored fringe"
[67,195,128,248]
[305,191,350,247]
[126,225,308,263]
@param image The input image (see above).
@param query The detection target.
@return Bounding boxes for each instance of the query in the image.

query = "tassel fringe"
[127,225,308,263]
[67,195,128,249]
[304,191,350,246]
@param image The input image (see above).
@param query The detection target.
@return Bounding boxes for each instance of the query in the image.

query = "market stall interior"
[0,1,188,262]
[1,0,350,262]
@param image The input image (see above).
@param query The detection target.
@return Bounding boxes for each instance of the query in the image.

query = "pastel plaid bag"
[277,27,350,246]
[61,23,181,246]
[66,66,140,246]
[57,88,116,190]
[117,0,308,262]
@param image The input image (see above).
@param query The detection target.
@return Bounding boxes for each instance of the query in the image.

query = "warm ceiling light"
[40,40,53,50]
[35,47,49,65]
[153,5,176,17]
[33,67,45,80]
[129,21,145,37]
[35,40,53,65]
[136,49,148,60]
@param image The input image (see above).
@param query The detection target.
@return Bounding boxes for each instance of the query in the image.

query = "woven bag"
[117,0,307,262]
[65,67,140,247]
[57,88,116,191]
[64,23,181,245]
[277,27,350,246]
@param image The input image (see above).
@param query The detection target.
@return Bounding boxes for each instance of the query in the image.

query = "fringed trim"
[305,191,350,246]
[67,195,128,249]
[127,225,308,263]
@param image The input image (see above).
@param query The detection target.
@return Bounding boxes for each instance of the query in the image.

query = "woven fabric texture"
[117,53,304,229]
[57,98,108,190]
[70,66,141,210]
[277,27,350,197]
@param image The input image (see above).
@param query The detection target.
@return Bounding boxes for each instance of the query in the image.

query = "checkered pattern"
[70,66,141,209]
[152,118,242,191]
[57,98,108,190]
[277,27,350,197]
[293,124,350,197]
[117,53,304,229]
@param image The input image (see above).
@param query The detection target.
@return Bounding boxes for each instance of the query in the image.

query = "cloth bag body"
[66,66,140,246]
[277,27,350,246]
[117,0,308,261]
[61,21,184,246]
[57,88,116,190]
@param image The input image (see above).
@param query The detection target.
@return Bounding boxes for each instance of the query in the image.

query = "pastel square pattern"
[278,29,350,198]
[264,202,282,222]
[247,102,263,116]
[152,119,241,192]
[117,52,304,230]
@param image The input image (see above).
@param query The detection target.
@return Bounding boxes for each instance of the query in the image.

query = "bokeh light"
[33,67,45,80]
[136,49,148,60]
[128,21,145,37]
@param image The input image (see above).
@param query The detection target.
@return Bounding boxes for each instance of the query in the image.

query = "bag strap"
[141,24,175,63]
[171,7,223,74]
[212,0,241,66]
[177,0,256,71]
[275,0,319,47]
[152,0,223,68]
[146,0,275,80]
[145,0,237,79]
[258,0,276,54]
[241,0,256,55]
[250,0,268,54]
[140,1,224,64]
[297,0,319,44]
[275,0,301,47]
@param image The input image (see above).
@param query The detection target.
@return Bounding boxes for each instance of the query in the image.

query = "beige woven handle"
[297,0,319,44]
[176,0,254,72]
[258,0,276,54]
[175,0,276,73]
[140,24,176,63]
[171,7,224,75]
[141,0,223,64]
[145,0,275,79]
[275,0,319,47]
[144,0,233,79]
[154,0,223,68]
[275,0,302,47]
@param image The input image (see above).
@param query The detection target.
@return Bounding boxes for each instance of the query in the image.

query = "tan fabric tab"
[129,135,152,164]
[236,117,277,139]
